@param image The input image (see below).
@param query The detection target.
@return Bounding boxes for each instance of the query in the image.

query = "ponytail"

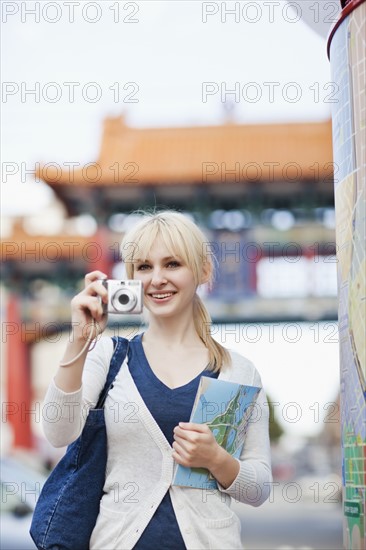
[193,294,231,372]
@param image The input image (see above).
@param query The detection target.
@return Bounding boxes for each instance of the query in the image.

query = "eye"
[167,260,181,268]
[136,263,151,271]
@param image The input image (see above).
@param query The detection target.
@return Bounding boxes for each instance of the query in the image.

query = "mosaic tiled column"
[328,1,366,548]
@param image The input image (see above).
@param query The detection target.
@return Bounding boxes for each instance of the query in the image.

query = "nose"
[151,268,167,287]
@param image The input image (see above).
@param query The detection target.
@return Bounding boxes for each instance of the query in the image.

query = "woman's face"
[133,238,197,319]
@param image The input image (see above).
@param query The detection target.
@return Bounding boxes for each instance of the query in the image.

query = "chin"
[146,304,183,319]
[149,308,177,318]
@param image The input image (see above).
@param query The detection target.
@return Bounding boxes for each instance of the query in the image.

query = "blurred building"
[2,116,337,324]
[1,116,338,451]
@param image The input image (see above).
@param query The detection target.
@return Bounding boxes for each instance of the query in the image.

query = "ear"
[200,261,212,285]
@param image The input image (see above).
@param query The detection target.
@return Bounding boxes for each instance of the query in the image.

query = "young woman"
[43,210,272,550]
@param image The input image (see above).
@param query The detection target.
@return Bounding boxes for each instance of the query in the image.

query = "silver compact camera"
[100,279,143,314]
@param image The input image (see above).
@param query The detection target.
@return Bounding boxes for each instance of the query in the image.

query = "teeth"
[151,293,174,299]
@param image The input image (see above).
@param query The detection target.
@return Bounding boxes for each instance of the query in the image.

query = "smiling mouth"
[149,292,176,299]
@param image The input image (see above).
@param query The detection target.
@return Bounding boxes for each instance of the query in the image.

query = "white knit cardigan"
[43,337,272,550]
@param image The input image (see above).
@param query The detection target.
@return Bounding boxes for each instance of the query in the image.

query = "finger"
[173,436,197,457]
[85,297,106,320]
[84,271,108,287]
[172,440,190,459]
[173,434,190,449]
[173,427,198,442]
[177,422,210,433]
[82,281,108,302]
[72,295,105,321]
[172,450,188,467]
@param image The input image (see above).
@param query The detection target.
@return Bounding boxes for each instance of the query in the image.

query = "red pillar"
[6,294,33,449]
[88,227,114,275]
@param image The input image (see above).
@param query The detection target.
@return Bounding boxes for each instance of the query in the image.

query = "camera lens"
[111,288,137,313]
[118,293,130,306]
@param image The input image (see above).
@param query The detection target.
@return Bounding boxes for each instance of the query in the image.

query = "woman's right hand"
[70,270,109,342]
[54,271,110,390]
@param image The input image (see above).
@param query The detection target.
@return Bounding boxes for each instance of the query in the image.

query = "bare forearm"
[208,447,240,489]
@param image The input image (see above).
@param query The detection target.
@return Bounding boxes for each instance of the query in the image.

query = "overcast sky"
[1,0,340,216]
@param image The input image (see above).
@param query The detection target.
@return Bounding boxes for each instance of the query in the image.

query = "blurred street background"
[2,1,361,549]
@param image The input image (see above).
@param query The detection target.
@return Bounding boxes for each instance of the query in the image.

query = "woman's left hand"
[172,422,222,471]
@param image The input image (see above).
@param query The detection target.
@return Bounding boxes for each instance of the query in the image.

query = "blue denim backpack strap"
[96,336,129,409]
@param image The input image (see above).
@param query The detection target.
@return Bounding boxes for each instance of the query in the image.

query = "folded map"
[172,376,261,489]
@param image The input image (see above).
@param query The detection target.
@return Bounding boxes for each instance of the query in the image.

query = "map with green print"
[172,377,260,489]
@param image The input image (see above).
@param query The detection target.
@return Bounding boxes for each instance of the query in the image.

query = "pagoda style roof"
[0,225,92,262]
[36,117,333,187]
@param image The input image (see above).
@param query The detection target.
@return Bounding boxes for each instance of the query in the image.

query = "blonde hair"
[120,210,231,372]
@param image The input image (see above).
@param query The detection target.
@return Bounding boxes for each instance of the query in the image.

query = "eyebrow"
[134,256,180,263]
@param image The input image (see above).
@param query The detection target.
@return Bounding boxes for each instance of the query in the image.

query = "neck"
[143,309,202,348]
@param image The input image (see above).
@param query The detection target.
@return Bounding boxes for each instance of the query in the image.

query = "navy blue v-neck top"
[128,333,218,550]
